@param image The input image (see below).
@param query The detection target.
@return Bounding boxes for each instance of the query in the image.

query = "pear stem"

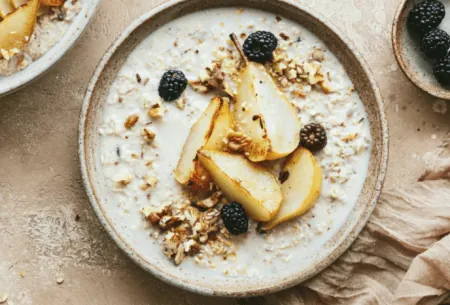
[229,33,248,65]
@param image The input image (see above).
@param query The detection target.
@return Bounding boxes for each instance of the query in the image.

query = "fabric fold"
[256,180,450,305]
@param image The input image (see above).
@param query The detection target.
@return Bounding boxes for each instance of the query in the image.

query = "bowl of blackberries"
[393,0,450,99]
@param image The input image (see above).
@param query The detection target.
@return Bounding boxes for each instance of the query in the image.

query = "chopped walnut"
[147,212,160,224]
[274,61,287,74]
[279,77,289,88]
[311,48,325,62]
[302,62,319,85]
[265,48,331,94]
[273,50,287,63]
[174,244,185,265]
[141,126,156,143]
[141,205,170,222]
[190,61,234,97]
[227,131,251,152]
[159,215,184,229]
[196,192,221,209]
[144,197,233,265]
[286,69,297,80]
[148,102,166,118]
[189,80,210,94]
[124,114,139,129]
[176,97,187,110]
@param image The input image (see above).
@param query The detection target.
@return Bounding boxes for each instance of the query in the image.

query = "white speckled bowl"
[0,0,101,98]
[79,0,388,297]
[393,0,450,100]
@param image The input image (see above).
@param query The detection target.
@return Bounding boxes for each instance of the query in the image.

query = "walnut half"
[227,131,251,152]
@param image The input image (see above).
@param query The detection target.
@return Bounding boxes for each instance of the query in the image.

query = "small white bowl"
[393,0,450,100]
[0,0,101,98]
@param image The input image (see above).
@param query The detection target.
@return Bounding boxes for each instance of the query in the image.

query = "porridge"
[97,8,372,276]
[0,0,82,76]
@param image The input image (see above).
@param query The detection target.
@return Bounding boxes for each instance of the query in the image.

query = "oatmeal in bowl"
[80,1,387,297]
[0,0,100,96]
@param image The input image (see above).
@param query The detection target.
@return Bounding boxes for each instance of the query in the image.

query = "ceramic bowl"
[0,0,101,98]
[393,0,450,100]
[79,0,388,297]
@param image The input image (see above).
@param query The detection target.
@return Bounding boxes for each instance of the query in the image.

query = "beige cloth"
[255,141,450,305]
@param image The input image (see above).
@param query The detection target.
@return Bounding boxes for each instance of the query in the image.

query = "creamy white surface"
[96,7,372,278]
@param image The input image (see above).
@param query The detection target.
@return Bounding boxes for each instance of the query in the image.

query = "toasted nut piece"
[147,212,161,224]
[312,48,325,62]
[176,97,187,110]
[196,192,221,208]
[227,131,251,152]
[148,102,166,118]
[124,114,139,129]
[174,244,185,265]
[141,126,156,143]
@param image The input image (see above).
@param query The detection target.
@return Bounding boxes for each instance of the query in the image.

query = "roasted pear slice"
[198,149,282,221]
[0,0,39,55]
[9,0,28,9]
[204,98,233,151]
[261,147,322,230]
[233,44,300,162]
[0,0,14,18]
[174,97,232,191]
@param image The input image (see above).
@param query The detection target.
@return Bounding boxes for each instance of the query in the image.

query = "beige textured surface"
[0,0,449,304]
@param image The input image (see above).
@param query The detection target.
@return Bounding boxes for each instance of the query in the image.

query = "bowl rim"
[0,0,102,98]
[79,0,389,297]
[392,0,450,100]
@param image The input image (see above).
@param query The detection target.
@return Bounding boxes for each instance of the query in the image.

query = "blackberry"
[300,123,327,152]
[158,70,188,101]
[243,31,278,63]
[421,28,450,59]
[433,56,450,86]
[408,0,445,36]
[221,202,248,235]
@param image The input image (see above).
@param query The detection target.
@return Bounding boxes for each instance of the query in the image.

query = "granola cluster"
[142,192,235,265]
[190,60,233,97]
[267,48,331,95]
[189,39,331,102]
[189,45,242,98]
